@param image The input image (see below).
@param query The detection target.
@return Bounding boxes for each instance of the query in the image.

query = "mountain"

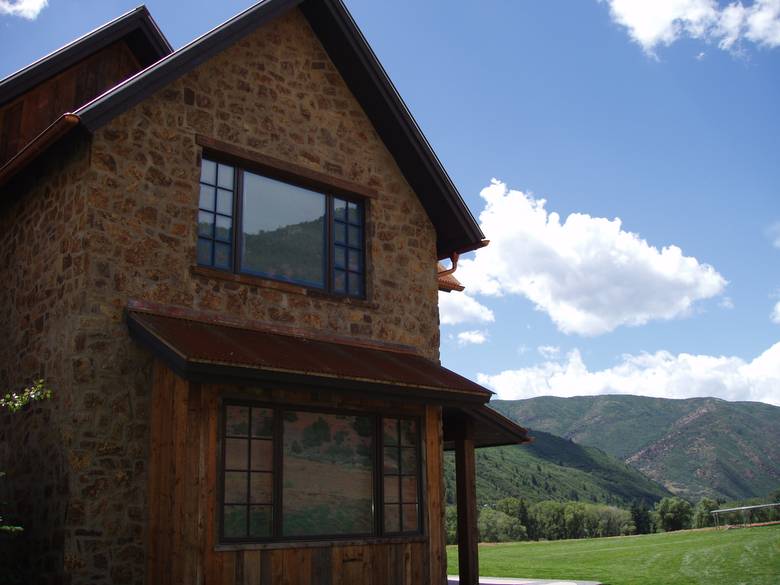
[491,395,780,501]
[443,429,671,508]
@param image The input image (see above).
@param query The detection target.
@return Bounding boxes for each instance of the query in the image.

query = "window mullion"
[326,195,334,293]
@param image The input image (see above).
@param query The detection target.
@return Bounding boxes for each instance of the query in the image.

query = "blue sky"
[2,0,779,404]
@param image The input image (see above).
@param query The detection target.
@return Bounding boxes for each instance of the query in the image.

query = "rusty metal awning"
[127,309,493,404]
[443,405,531,449]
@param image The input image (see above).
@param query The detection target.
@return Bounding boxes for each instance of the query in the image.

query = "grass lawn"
[446,524,780,585]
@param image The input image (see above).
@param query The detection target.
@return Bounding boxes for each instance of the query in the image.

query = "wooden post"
[455,416,478,585]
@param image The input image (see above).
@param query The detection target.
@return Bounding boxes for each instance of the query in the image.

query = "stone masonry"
[1,8,442,584]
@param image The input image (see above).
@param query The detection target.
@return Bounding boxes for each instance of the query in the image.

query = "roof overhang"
[0,6,172,108]
[126,305,492,406]
[443,406,531,449]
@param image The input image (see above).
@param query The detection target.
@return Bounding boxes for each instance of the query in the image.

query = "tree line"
[446,489,780,544]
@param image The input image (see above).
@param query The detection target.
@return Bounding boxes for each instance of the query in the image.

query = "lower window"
[219,403,422,543]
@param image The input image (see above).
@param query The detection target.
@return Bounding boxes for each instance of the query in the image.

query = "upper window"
[220,403,422,543]
[197,157,366,298]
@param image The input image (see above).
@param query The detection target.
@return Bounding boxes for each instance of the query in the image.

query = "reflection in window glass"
[383,418,420,533]
[198,158,234,269]
[282,411,374,536]
[241,172,326,287]
[221,406,274,540]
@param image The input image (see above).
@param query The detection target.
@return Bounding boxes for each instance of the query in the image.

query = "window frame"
[197,147,369,299]
[217,399,424,546]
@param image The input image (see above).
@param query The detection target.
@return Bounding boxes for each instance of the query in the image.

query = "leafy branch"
[0,380,52,414]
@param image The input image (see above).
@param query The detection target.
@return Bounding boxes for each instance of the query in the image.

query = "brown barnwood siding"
[148,361,445,584]
[0,40,140,165]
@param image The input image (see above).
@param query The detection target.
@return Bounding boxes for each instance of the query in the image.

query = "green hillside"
[492,395,780,501]
[443,429,670,508]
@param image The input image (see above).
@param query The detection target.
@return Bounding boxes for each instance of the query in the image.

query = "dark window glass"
[382,418,420,534]
[241,172,326,288]
[282,411,374,536]
[221,406,274,540]
[197,158,365,297]
[198,160,234,269]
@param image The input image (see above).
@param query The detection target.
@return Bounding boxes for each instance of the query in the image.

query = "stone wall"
[42,7,441,584]
[0,137,91,584]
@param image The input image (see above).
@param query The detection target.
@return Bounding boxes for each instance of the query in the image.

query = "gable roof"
[1,0,485,259]
[0,5,172,108]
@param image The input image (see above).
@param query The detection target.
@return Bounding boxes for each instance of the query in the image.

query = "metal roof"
[127,309,493,404]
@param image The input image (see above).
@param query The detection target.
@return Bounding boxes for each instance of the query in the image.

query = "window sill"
[190,265,377,309]
[214,534,426,552]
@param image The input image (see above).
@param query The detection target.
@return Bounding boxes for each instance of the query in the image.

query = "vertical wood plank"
[183,384,204,585]
[157,365,176,585]
[425,406,446,585]
[311,547,332,585]
[201,385,221,583]
[170,373,190,584]
[146,361,166,585]
[243,550,261,585]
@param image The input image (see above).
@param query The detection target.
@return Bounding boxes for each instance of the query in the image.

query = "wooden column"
[455,416,478,585]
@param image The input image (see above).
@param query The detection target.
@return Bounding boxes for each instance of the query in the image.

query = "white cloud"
[0,0,48,19]
[457,180,726,336]
[771,301,780,324]
[537,345,561,358]
[719,296,735,309]
[438,291,495,326]
[600,0,780,55]
[478,343,780,406]
[457,330,488,346]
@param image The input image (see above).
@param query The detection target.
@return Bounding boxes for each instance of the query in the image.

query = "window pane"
[333,270,346,294]
[199,184,215,210]
[226,406,249,436]
[347,249,361,272]
[334,198,347,222]
[198,211,214,237]
[401,476,418,503]
[241,172,326,288]
[402,504,418,531]
[347,202,361,225]
[224,472,247,503]
[383,447,398,474]
[250,472,273,504]
[250,505,272,537]
[334,222,346,245]
[383,419,398,446]
[217,164,234,189]
[282,411,374,536]
[401,447,417,475]
[215,215,232,242]
[251,439,272,471]
[347,225,360,247]
[347,274,362,297]
[214,242,231,269]
[197,238,213,265]
[384,476,399,503]
[251,408,274,438]
[223,505,246,538]
[334,246,346,269]
[217,189,233,215]
[400,420,417,447]
[225,439,248,469]
[384,504,400,533]
[200,159,217,185]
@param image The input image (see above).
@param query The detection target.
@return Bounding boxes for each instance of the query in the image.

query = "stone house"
[0,1,528,584]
